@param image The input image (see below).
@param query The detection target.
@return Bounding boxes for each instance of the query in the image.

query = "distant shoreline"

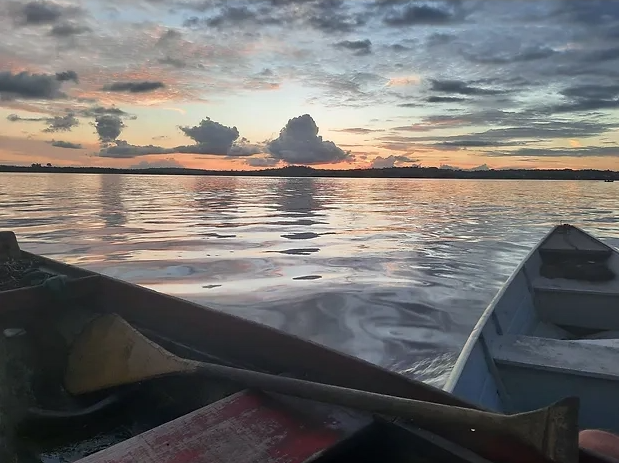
[0,164,617,180]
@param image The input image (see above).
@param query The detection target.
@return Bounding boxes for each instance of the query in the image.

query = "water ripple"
[1,173,618,386]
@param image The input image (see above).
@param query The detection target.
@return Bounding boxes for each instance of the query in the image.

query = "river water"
[2,173,618,387]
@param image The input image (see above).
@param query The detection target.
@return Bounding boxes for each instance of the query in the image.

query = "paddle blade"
[506,396,579,463]
[64,313,198,395]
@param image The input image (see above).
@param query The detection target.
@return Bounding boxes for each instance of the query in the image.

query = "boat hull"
[446,224,619,433]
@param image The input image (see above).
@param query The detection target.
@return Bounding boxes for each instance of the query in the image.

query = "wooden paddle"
[64,313,579,463]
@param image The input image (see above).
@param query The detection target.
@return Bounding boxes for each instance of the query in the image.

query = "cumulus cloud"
[266,114,351,165]
[102,81,166,93]
[94,115,126,143]
[371,155,419,168]
[177,117,241,155]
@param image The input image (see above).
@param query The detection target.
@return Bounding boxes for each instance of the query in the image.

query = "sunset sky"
[1,0,618,171]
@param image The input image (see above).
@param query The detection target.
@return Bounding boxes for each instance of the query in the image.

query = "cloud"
[7,111,79,132]
[245,156,281,167]
[42,113,78,132]
[102,81,166,93]
[429,79,507,96]
[177,117,240,155]
[9,0,83,26]
[55,70,79,83]
[332,127,385,134]
[266,114,351,165]
[371,155,419,168]
[94,115,126,143]
[78,106,130,118]
[0,71,67,100]
[49,140,82,149]
[383,2,461,27]
[426,96,466,103]
[487,146,619,158]
[130,158,184,169]
[333,39,372,56]
[50,22,91,37]
[98,140,172,158]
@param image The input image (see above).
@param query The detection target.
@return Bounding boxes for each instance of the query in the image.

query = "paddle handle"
[189,361,522,436]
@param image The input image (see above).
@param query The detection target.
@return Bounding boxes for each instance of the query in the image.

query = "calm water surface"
[2,173,618,387]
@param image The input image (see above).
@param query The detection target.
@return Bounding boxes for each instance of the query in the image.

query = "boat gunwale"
[3,238,479,411]
[443,226,557,393]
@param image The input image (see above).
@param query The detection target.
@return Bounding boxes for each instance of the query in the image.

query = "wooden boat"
[0,229,602,463]
[446,224,619,436]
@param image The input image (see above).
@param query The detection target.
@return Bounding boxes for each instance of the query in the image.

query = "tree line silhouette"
[0,164,616,181]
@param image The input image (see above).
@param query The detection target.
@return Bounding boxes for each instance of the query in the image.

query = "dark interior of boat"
[538,224,615,282]
[1,254,490,463]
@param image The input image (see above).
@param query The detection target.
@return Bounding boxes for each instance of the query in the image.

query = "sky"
[1,0,619,171]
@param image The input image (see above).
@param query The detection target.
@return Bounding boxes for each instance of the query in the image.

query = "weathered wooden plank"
[492,334,619,381]
[75,390,370,463]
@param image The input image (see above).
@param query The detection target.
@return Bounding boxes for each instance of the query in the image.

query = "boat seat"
[74,389,371,463]
[491,334,619,381]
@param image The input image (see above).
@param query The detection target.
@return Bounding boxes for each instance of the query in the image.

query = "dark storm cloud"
[49,140,82,149]
[94,115,126,143]
[333,39,372,55]
[0,71,66,100]
[266,114,351,165]
[55,70,78,83]
[102,81,166,93]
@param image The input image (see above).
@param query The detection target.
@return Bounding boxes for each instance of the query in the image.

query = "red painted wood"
[75,390,368,463]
